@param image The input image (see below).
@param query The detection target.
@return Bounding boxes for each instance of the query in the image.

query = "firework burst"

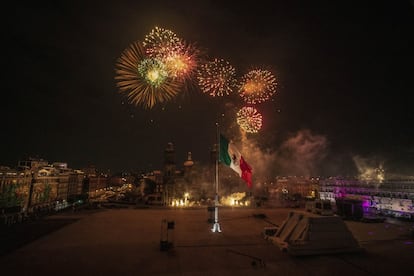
[197,58,238,97]
[143,26,184,59]
[138,58,168,87]
[114,41,182,109]
[143,27,200,89]
[239,69,277,104]
[237,106,263,133]
[164,42,199,81]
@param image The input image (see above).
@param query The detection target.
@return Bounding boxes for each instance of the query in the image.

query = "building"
[319,177,414,219]
[0,166,31,213]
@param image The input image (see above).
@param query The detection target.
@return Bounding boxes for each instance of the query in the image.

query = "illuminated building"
[319,177,414,219]
[1,159,87,223]
[0,166,31,213]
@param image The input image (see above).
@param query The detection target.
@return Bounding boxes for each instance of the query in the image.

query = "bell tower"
[183,151,194,182]
[163,142,176,182]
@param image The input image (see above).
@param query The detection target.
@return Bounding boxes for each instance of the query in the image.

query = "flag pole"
[211,121,221,233]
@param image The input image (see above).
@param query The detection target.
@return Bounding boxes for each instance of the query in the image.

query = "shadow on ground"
[0,217,80,256]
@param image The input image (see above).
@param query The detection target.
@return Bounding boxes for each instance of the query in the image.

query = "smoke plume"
[238,129,328,182]
[352,155,385,182]
[274,129,328,177]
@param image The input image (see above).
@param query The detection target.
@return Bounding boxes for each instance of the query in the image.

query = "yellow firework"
[114,41,182,109]
[197,58,238,97]
[237,106,263,133]
[143,26,184,59]
[239,69,277,104]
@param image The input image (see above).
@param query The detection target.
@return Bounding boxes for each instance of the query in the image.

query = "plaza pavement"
[0,206,413,275]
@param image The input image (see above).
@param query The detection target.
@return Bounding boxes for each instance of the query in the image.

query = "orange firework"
[114,41,182,109]
[239,69,277,104]
[143,27,200,88]
[164,41,200,81]
[197,58,238,97]
[237,106,263,133]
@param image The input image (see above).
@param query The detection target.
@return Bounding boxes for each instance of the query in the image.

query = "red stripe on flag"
[240,156,252,188]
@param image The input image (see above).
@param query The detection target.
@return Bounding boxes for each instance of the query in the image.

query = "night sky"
[2,1,414,177]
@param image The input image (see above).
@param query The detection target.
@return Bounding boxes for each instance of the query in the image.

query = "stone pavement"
[0,207,413,275]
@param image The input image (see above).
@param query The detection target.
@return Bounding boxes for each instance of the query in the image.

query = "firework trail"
[197,58,238,97]
[115,41,182,109]
[239,69,277,104]
[237,106,263,133]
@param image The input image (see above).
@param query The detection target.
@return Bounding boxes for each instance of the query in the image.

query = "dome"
[184,152,194,167]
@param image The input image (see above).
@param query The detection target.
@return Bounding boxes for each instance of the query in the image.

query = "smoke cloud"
[273,129,328,177]
[239,129,329,182]
[352,155,385,182]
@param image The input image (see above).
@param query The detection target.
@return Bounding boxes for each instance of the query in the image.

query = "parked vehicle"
[335,198,386,222]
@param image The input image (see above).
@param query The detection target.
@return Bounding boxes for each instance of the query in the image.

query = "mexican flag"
[219,134,252,188]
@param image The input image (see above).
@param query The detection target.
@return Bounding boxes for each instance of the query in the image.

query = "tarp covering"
[270,211,363,256]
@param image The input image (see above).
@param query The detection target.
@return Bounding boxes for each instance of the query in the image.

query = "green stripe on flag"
[219,134,232,166]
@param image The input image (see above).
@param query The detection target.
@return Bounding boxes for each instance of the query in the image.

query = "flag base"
[211,202,221,233]
[211,222,221,233]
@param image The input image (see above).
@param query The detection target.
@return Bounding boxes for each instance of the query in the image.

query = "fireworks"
[115,25,281,118]
[143,26,184,59]
[114,41,182,109]
[143,26,200,85]
[138,58,168,87]
[164,42,199,81]
[239,69,277,104]
[237,106,263,133]
[197,58,238,97]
